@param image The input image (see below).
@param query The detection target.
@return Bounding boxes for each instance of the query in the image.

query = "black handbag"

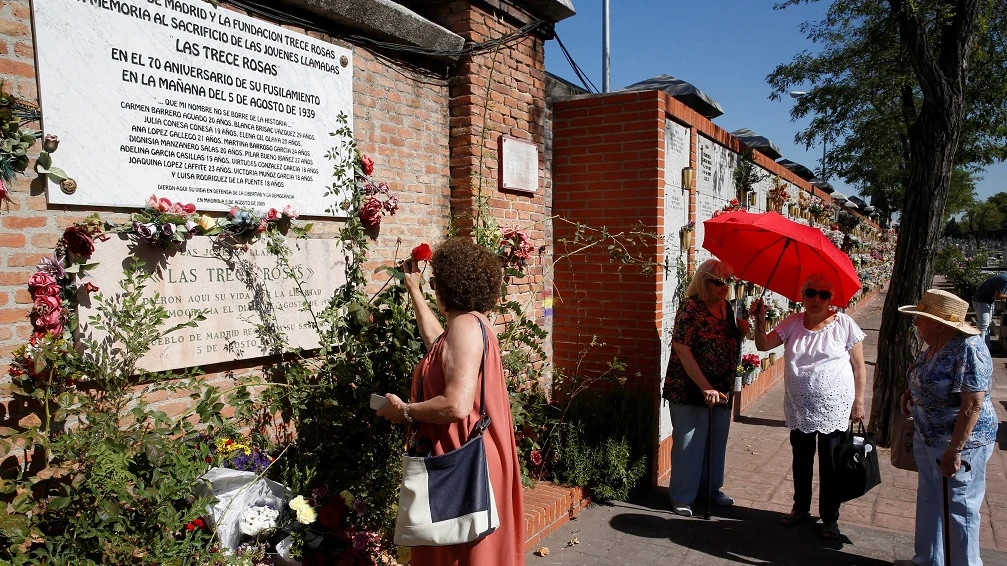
[833,422,882,503]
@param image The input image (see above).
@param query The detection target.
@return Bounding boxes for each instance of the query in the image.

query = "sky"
[543,0,1007,204]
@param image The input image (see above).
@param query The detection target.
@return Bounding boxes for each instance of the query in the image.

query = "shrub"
[935,246,988,300]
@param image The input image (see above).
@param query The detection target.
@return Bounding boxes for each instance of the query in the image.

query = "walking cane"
[938,458,971,566]
[704,403,713,520]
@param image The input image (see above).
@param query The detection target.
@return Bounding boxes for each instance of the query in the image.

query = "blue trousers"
[912,435,993,566]
[972,299,993,349]
[668,403,731,504]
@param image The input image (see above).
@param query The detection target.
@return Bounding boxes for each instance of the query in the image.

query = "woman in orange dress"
[378,237,525,566]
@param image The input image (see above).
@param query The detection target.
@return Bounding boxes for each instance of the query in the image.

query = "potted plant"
[738,353,761,386]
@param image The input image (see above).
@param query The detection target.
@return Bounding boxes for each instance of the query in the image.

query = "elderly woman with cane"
[662,259,749,517]
[752,272,867,541]
[893,289,996,566]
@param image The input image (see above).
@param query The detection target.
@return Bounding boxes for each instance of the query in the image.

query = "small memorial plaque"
[33,0,353,216]
[498,136,539,193]
[78,236,346,372]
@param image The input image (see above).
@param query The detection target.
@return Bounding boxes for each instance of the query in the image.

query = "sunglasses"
[428,277,436,291]
[706,278,727,287]
[803,288,833,301]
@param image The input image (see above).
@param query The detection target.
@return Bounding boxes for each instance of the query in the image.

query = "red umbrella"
[702,210,861,307]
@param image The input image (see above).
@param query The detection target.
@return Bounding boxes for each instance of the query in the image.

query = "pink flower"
[146,194,159,210]
[229,206,239,217]
[383,195,398,215]
[283,204,298,219]
[156,197,172,213]
[530,450,543,466]
[257,220,267,233]
[359,196,383,227]
[169,202,186,215]
[265,208,282,222]
[181,202,196,214]
[33,294,60,317]
[28,272,57,294]
[359,154,375,176]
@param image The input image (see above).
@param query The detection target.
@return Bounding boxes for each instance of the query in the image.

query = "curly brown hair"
[431,237,503,313]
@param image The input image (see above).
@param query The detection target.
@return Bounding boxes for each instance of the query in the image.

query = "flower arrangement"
[203,434,274,474]
[680,220,696,233]
[738,353,761,374]
[712,198,745,217]
[219,204,299,238]
[130,195,201,247]
[768,176,791,204]
[355,154,398,227]
[498,227,536,268]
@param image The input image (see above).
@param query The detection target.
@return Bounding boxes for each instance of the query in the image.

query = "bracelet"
[403,403,414,423]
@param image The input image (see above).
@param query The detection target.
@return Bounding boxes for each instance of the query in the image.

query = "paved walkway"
[526,287,1007,565]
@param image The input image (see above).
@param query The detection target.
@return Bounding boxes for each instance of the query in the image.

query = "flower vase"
[734,373,743,392]
[680,230,692,251]
[768,352,777,365]
[748,192,757,206]
[742,370,759,386]
[761,358,771,371]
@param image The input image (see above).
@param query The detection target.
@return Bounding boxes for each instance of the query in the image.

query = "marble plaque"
[499,136,539,193]
[33,0,353,216]
[78,236,346,372]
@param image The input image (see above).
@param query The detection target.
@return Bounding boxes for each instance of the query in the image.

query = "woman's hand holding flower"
[400,258,422,293]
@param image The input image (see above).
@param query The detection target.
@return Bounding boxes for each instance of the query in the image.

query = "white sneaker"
[671,502,693,517]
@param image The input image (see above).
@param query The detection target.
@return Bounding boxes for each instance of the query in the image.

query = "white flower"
[238,505,279,537]
[288,495,317,525]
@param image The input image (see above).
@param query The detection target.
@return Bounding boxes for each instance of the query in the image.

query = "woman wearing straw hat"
[894,289,996,566]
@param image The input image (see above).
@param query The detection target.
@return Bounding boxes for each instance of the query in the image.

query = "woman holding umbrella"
[894,289,995,566]
[662,259,748,517]
[753,273,867,540]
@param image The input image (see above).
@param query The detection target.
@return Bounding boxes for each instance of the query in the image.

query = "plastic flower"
[282,204,298,219]
[239,505,279,537]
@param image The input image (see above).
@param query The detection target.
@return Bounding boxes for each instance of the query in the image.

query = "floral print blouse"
[663,297,742,407]
[909,334,996,449]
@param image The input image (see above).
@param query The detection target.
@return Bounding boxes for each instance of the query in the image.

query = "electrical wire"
[553,32,598,93]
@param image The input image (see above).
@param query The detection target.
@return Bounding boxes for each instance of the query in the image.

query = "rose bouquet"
[498,228,536,269]
[355,154,399,228]
[129,194,201,247]
[738,353,761,374]
[218,205,299,238]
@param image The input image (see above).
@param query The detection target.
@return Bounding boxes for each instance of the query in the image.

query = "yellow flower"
[196,215,216,231]
[289,495,317,525]
[340,490,354,506]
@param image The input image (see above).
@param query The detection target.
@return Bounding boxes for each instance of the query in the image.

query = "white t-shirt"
[775,312,866,434]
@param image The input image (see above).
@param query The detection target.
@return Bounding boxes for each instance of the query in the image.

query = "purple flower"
[43,134,59,153]
[161,222,176,238]
[362,181,379,196]
[184,220,197,239]
[134,222,158,243]
[36,254,66,280]
[231,448,271,474]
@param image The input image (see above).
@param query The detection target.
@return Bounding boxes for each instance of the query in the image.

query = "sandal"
[778,510,811,527]
[820,521,841,540]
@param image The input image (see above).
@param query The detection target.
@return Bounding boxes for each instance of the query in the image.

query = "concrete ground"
[526,287,1007,565]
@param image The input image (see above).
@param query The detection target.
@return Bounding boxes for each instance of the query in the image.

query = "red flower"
[265,208,282,222]
[359,154,375,176]
[62,226,95,258]
[29,272,60,298]
[530,450,543,466]
[185,517,205,532]
[411,243,432,262]
[359,196,383,227]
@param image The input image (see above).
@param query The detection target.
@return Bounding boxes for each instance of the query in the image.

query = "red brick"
[0,232,24,247]
[2,216,46,229]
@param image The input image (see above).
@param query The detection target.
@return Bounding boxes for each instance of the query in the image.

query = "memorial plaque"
[78,236,346,372]
[499,136,539,193]
[33,0,353,216]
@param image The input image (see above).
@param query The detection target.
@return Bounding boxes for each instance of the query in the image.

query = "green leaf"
[45,167,69,183]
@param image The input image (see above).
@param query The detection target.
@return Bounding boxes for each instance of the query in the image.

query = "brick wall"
[0,2,461,418]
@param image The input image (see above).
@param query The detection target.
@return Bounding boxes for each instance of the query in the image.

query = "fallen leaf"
[535,546,550,557]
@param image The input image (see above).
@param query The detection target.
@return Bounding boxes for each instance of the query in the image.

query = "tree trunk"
[872,0,984,445]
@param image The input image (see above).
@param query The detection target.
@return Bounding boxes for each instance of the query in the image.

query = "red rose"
[411,243,432,262]
[184,517,205,532]
[265,208,282,222]
[63,226,95,258]
[530,450,543,466]
[359,154,375,176]
[33,295,60,317]
[181,202,196,214]
[358,196,383,227]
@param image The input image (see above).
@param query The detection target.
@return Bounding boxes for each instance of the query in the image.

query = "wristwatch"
[403,403,414,423]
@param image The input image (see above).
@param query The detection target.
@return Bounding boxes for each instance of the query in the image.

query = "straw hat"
[897,289,980,335]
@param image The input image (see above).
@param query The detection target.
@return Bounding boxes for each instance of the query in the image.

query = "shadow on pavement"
[734,415,787,428]
[606,490,896,565]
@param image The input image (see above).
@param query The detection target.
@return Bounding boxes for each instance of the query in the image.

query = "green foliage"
[1,264,234,565]
[547,390,652,502]
[732,150,768,197]
[934,246,989,301]
[768,0,1006,224]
